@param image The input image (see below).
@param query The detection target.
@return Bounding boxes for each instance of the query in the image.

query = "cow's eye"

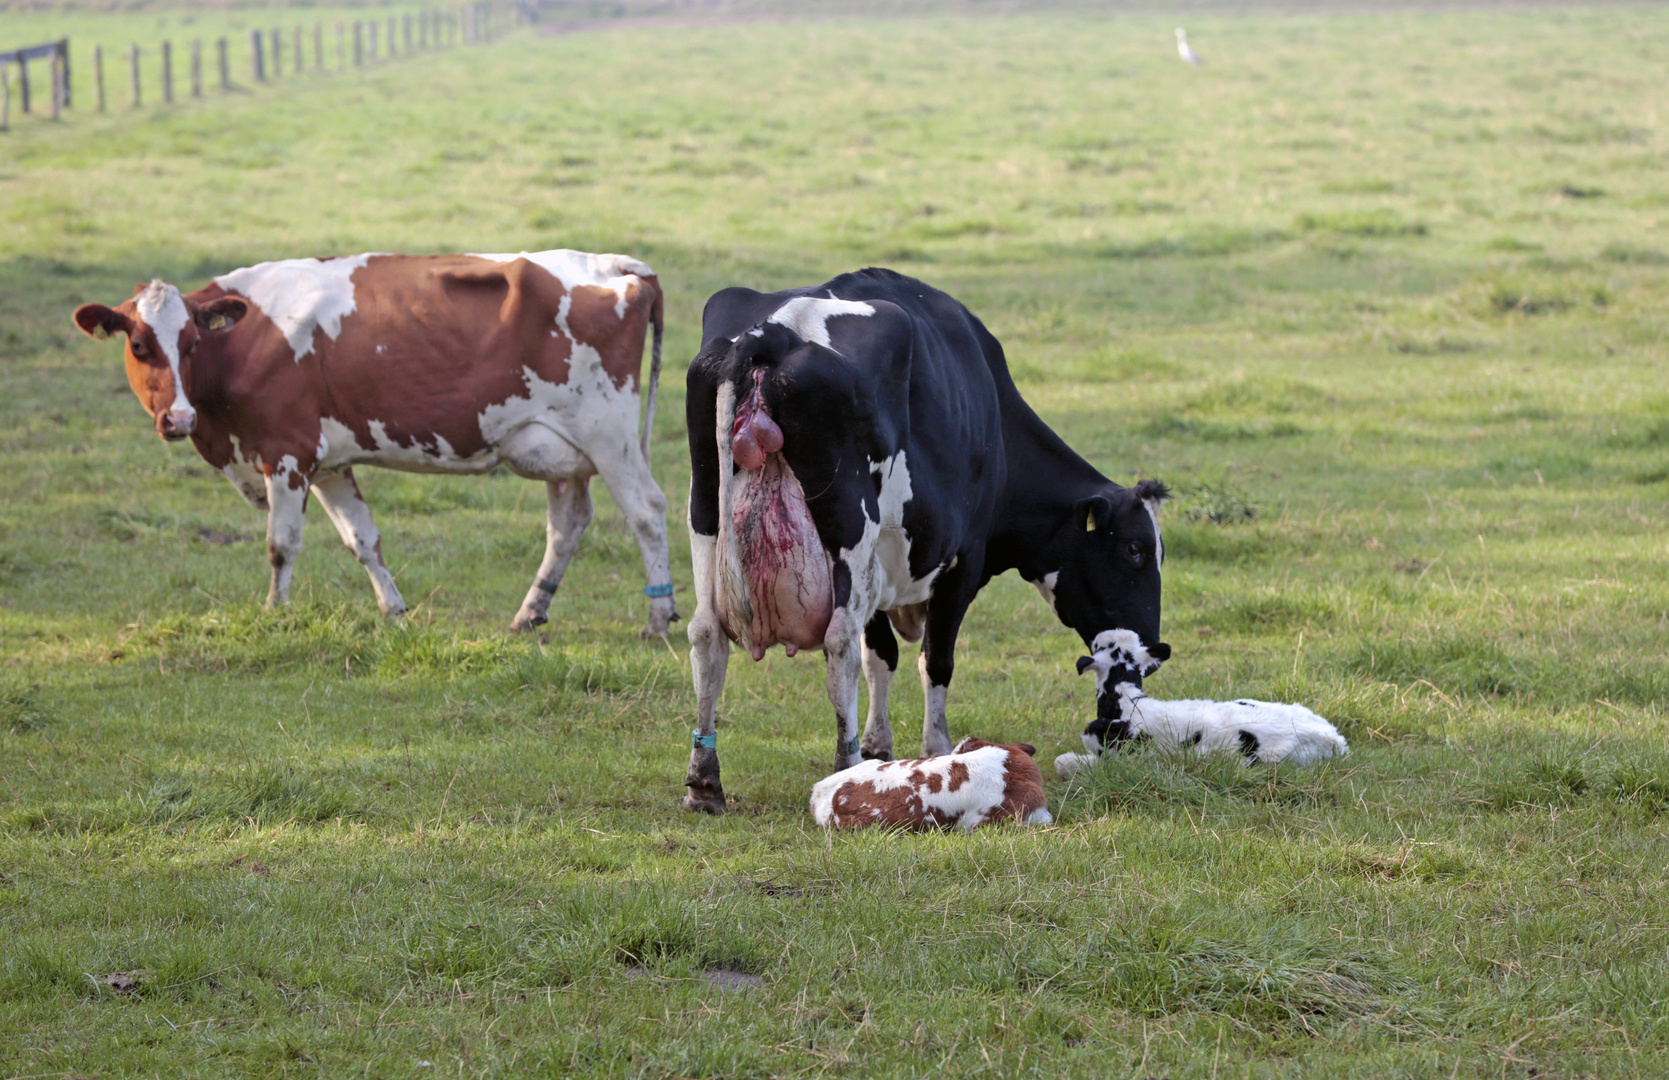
[131,342,149,358]
[1127,540,1145,566]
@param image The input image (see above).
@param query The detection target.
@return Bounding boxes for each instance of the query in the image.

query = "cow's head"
[1052,478,1173,673]
[73,281,246,441]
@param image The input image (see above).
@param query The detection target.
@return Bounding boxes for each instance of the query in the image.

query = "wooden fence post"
[59,38,72,107]
[388,17,397,58]
[353,22,363,67]
[161,40,172,104]
[50,49,62,120]
[217,37,229,91]
[251,30,264,83]
[18,54,29,113]
[337,23,346,71]
[128,44,140,107]
[404,15,413,55]
[314,24,324,71]
[190,39,202,97]
[271,27,282,79]
[95,45,106,111]
[293,27,302,74]
[1,60,9,132]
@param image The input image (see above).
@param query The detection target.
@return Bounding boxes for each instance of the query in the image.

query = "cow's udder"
[722,453,832,659]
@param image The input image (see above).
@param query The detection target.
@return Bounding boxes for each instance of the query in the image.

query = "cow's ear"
[1134,478,1172,516]
[1015,743,1037,758]
[1076,655,1095,675]
[1074,493,1113,533]
[73,304,130,341]
[194,297,247,332]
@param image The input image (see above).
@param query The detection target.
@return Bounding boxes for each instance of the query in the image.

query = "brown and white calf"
[73,250,676,635]
[810,737,1052,830]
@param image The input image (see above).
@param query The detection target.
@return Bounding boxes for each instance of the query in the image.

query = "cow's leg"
[918,596,972,758]
[510,477,594,632]
[826,607,865,772]
[312,469,406,618]
[262,462,310,608]
[684,529,729,814]
[861,612,898,761]
[590,445,676,639]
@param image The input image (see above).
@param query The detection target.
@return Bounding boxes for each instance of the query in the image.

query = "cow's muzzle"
[158,409,196,441]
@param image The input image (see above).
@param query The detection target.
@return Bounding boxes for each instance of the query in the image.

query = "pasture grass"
[3,4,1669,1076]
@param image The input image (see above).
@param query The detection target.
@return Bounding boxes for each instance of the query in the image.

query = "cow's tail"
[640,278,664,466]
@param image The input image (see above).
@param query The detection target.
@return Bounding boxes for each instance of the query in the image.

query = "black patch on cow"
[1238,730,1261,763]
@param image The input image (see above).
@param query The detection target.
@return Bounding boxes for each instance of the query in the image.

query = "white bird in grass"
[1175,27,1202,66]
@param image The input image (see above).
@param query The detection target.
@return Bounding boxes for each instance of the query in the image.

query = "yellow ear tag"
[92,325,111,341]
[1085,510,1095,532]
[207,315,228,331]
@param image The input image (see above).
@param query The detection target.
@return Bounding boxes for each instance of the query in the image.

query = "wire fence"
[1,2,517,133]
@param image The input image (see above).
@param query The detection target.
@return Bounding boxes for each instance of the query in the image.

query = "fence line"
[2,4,521,133]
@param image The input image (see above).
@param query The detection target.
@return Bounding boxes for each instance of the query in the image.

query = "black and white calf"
[682,268,1172,813]
[1055,630,1350,774]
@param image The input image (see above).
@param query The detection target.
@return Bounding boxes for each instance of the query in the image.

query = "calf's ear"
[194,297,247,332]
[73,304,130,341]
[1150,642,1172,662]
[1015,743,1037,757]
[1076,655,1095,675]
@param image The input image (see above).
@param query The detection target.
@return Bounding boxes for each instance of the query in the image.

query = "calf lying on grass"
[811,738,1052,830]
[1055,630,1350,776]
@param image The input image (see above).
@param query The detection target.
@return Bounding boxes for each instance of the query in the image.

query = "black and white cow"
[682,268,1171,813]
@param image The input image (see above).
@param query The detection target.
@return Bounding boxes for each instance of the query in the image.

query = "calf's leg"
[313,469,406,618]
[860,612,898,760]
[684,528,729,813]
[263,461,310,608]
[510,477,593,632]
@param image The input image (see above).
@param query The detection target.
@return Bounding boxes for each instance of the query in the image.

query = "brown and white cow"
[73,250,677,635]
[809,737,1051,831]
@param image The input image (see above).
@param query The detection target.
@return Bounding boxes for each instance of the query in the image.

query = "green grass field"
[3,4,1669,1076]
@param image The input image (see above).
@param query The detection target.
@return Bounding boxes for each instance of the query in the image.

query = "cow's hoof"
[682,787,728,815]
[640,624,670,641]
[382,605,408,621]
[861,747,894,762]
[509,613,548,633]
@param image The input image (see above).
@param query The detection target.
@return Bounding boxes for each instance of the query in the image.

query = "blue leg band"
[645,582,674,598]
[837,736,861,758]
[692,730,717,750]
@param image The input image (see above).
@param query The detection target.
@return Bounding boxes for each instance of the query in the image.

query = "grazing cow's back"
[73,251,677,635]
[811,738,1051,830]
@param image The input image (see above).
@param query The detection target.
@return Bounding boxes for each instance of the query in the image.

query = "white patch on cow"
[767,296,875,349]
[1027,807,1055,825]
[470,249,653,318]
[134,280,194,422]
[1030,570,1060,615]
[1145,500,1165,568]
[858,452,938,613]
[214,253,378,361]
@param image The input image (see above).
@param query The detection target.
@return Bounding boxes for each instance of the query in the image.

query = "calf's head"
[1053,478,1173,671]
[73,281,245,441]
[1074,628,1160,751]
